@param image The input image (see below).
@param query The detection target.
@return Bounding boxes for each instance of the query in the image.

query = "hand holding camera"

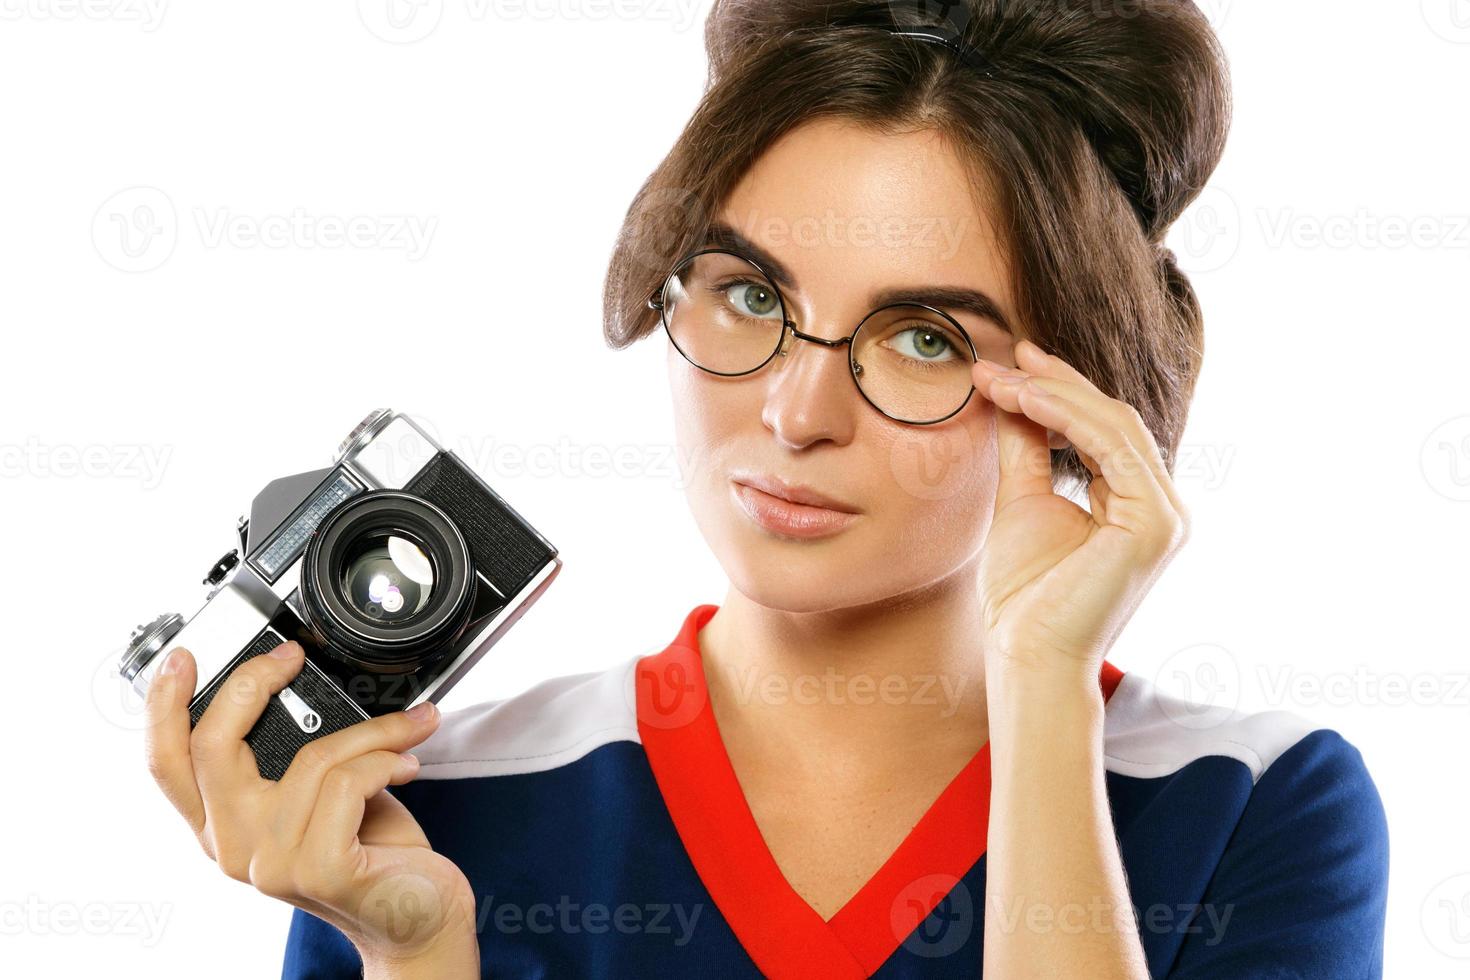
[120,409,560,975]
[143,638,480,974]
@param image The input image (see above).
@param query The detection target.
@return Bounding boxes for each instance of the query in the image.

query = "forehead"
[714,117,1014,318]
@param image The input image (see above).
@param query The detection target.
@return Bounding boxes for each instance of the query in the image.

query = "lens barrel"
[300,490,475,674]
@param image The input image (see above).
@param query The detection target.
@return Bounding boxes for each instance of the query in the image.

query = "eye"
[887,325,958,363]
[721,279,782,320]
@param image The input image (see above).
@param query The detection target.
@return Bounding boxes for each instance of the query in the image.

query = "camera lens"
[341,535,435,622]
[301,491,475,674]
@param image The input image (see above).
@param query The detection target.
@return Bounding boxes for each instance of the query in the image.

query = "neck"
[697,569,990,768]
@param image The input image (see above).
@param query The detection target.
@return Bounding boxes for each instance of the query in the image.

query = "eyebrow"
[701,219,1014,335]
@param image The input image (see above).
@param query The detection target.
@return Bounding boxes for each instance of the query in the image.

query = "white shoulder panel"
[410,654,643,780]
[1103,672,1323,784]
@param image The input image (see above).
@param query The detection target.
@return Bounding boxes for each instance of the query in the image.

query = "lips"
[729,473,861,514]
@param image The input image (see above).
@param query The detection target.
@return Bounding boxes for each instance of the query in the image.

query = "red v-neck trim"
[635,603,1126,978]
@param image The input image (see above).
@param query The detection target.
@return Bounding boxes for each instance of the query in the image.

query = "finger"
[993,378,1176,536]
[190,641,306,794]
[358,789,431,850]
[300,751,423,881]
[143,647,206,835]
[972,360,1057,511]
[980,353,1172,504]
[1014,340,1186,514]
[271,702,441,845]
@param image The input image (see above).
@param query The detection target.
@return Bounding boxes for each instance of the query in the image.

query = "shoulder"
[1106,676,1392,974]
[1103,669,1387,861]
[409,653,644,780]
[1103,669,1377,788]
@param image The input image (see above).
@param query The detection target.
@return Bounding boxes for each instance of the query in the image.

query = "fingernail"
[406,702,437,721]
[268,642,300,660]
[397,752,420,774]
[160,649,183,675]
[992,373,1025,385]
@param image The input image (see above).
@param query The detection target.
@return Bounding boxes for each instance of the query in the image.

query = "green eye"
[725,281,781,319]
[891,326,956,362]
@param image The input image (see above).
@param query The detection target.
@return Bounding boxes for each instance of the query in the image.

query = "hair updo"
[603,0,1231,493]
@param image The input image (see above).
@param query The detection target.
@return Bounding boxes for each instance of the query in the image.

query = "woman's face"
[668,118,1022,614]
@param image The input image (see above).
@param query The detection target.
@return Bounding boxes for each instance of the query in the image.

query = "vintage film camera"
[117,409,560,779]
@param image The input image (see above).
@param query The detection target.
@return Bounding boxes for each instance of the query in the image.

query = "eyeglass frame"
[647,246,981,426]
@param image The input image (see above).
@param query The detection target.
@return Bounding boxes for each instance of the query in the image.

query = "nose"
[759,323,860,450]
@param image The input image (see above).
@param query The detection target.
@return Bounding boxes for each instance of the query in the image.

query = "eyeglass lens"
[660,251,976,424]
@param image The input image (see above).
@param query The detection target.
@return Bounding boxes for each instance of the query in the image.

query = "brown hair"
[602,0,1231,493]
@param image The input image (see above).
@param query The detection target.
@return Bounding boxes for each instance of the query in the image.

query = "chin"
[695,505,888,613]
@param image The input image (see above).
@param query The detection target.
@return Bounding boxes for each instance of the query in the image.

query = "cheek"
[667,350,757,497]
[879,406,997,525]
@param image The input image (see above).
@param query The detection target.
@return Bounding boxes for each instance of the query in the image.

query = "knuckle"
[248,852,293,900]
[1113,400,1145,430]
[289,742,331,779]
[214,842,253,884]
[322,767,359,800]
[189,727,228,761]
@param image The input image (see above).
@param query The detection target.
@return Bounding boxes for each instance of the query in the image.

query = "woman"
[143,2,1389,976]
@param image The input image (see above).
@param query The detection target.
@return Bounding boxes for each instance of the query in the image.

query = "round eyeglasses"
[648,248,979,425]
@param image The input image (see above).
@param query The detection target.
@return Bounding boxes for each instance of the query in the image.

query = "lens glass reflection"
[342,534,434,623]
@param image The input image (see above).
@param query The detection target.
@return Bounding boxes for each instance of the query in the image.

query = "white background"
[2,1,1467,975]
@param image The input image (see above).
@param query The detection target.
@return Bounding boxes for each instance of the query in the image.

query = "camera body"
[118,409,561,780]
